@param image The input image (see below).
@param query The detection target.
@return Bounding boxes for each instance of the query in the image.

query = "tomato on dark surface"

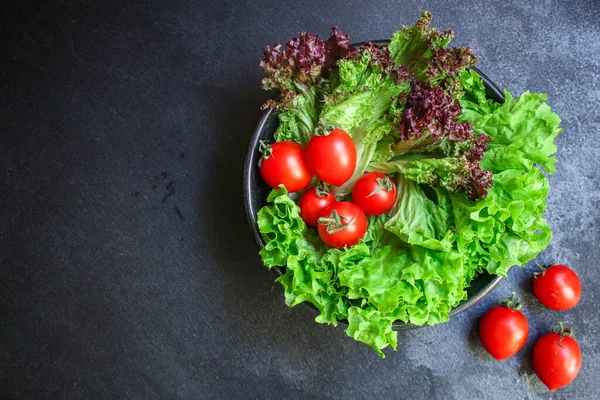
[298,184,336,227]
[533,322,582,391]
[305,127,357,187]
[479,293,528,360]
[352,172,398,215]
[533,264,581,310]
[259,141,312,192]
[317,202,367,249]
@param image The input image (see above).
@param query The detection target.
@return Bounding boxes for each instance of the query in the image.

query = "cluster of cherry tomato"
[259,128,397,249]
[479,264,582,391]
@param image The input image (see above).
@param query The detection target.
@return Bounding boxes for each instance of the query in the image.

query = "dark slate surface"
[1,0,598,398]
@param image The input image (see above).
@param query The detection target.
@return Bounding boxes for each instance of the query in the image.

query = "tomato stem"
[258,140,273,167]
[315,181,330,197]
[314,120,336,137]
[552,321,574,345]
[533,262,548,278]
[367,176,395,198]
[318,209,355,234]
[498,292,522,310]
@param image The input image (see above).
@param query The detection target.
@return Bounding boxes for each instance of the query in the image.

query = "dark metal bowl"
[244,43,505,329]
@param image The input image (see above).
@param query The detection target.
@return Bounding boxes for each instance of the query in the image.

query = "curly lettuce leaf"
[261,28,357,146]
[257,187,307,267]
[458,69,500,117]
[459,70,561,175]
[453,71,560,276]
[388,11,452,80]
[272,95,317,145]
[369,145,491,202]
[381,175,454,250]
[389,11,477,96]
[449,164,552,278]
[338,240,467,327]
[362,214,388,252]
[371,134,396,162]
[346,306,398,357]
[382,80,493,200]
[472,91,561,174]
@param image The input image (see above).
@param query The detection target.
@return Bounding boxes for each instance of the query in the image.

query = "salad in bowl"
[245,11,561,357]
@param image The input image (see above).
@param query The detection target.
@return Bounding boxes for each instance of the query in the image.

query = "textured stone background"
[1,0,598,398]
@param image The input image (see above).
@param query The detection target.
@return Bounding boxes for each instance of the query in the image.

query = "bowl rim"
[244,41,505,329]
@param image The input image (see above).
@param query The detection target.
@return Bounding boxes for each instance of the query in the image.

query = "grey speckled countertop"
[1,0,599,399]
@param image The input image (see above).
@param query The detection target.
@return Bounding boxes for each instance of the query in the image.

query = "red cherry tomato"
[259,141,312,192]
[298,185,336,227]
[352,172,398,215]
[479,293,529,360]
[305,127,357,187]
[317,202,367,249]
[533,322,582,391]
[533,264,581,310]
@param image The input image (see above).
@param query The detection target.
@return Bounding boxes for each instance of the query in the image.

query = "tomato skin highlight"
[533,332,582,391]
[352,172,398,215]
[305,128,357,186]
[259,141,312,192]
[479,306,529,360]
[317,202,367,249]
[298,187,336,227]
[533,264,581,310]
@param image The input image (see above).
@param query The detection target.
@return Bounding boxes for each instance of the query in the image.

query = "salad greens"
[256,11,561,357]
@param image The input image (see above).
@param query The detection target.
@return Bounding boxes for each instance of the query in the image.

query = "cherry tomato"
[259,141,312,192]
[352,172,398,215]
[533,264,581,310]
[305,127,357,187]
[533,322,582,391]
[479,293,528,360]
[298,184,336,227]
[317,202,367,249]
